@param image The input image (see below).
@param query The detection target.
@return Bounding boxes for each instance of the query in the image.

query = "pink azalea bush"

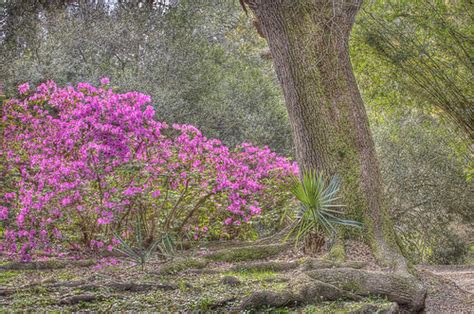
[0,79,297,261]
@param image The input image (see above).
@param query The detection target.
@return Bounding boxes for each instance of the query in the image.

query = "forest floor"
[416,265,473,313]
[0,241,472,313]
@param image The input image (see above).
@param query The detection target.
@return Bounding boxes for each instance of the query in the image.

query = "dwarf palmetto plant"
[285,170,362,246]
[112,216,176,270]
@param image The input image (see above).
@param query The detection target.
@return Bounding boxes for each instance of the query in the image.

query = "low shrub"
[0,80,297,260]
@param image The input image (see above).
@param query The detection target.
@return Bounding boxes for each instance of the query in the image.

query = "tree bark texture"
[245,0,405,270]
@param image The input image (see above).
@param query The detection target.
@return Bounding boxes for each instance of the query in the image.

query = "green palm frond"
[112,216,173,269]
[286,170,362,245]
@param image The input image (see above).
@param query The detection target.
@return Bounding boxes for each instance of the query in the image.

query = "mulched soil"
[416,265,473,314]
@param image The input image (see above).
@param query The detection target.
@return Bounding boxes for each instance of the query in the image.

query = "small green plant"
[285,170,362,246]
[113,216,175,270]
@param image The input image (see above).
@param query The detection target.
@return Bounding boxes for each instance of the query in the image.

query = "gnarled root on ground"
[240,263,426,312]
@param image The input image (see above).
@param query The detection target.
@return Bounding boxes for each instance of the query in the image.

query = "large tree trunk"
[246,0,405,270]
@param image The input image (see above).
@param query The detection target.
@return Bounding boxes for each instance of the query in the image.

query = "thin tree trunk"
[246,0,406,270]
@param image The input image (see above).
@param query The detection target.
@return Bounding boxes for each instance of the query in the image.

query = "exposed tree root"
[290,273,364,304]
[79,281,177,292]
[301,258,366,270]
[0,259,96,270]
[0,280,177,296]
[184,268,221,275]
[207,297,237,310]
[303,268,426,311]
[239,291,297,310]
[239,262,426,312]
[60,294,99,305]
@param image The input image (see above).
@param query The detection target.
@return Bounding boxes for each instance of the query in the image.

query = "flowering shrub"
[1,80,297,260]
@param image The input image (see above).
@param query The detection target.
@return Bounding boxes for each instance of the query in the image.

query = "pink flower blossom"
[0,206,8,220]
[100,77,110,85]
[97,217,111,225]
[18,83,30,95]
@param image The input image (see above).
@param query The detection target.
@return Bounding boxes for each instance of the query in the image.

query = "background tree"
[356,0,473,141]
[0,0,292,154]
[372,110,472,264]
[351,0,473,264]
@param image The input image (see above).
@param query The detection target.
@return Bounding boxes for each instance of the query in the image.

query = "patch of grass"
[328,242,346,262]
[206,244,286,262]
[56,270,79,281]
[221,269,288,293]
[224,270,277,281]
[340,280,361,293]
[192,296,215,310]
[466,243,474,265]
[158,257,208,275]
[301,302,354,314]
[177,278,189,291]
[232,260,302,273]
[10,291,56,308]
[291,298,394,313]
[0,270,22,284]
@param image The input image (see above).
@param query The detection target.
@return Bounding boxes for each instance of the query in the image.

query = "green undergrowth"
[0,242,395,312]
[1,253,289,311]
[1,267,394,313]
